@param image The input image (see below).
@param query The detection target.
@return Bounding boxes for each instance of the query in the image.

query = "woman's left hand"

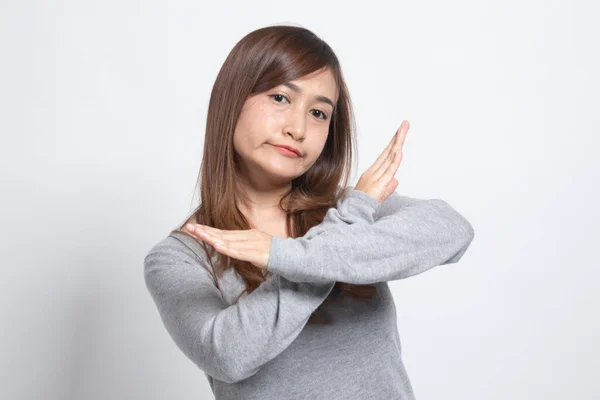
[184,223,273,270]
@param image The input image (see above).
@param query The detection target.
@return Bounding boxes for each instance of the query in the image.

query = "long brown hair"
[173,24,378,324]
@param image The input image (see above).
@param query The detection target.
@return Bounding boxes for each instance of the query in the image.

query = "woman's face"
[233,68,338,185]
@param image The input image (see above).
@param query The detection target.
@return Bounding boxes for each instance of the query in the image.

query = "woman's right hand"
[354,120,410,204]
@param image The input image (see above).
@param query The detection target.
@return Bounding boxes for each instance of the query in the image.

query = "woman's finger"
[199,231,236,258]
[185,223,252,242]
[373,121,409,180]
[379,146,404,184]
[369,125,402,173]
[187,226,222,246]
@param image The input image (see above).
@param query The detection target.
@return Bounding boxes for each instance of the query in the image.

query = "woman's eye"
[270,94,289,103]
[312,110,328,120]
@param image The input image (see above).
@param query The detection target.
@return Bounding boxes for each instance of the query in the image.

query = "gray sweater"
[144,188,475,399]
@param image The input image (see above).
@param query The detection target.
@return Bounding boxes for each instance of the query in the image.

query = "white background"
[2,1,598,399]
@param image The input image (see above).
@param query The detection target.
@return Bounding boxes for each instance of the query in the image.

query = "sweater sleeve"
[266,188,475,285]
[144,235,335,384]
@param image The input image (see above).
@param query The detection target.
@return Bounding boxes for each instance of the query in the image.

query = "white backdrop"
[2,1,598,399]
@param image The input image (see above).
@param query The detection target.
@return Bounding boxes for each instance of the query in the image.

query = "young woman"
[144,24,475,399]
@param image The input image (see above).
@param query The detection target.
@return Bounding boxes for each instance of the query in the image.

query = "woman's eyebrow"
[283,82,335,109]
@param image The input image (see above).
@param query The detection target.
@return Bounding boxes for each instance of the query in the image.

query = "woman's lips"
[272,145,301,157]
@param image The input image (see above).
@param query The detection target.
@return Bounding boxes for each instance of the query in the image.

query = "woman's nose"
[283,112,306,141]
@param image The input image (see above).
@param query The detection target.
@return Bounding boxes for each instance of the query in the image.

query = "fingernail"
[185,223,195,231]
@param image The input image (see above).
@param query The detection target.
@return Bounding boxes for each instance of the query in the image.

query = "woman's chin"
[258,166,302,182]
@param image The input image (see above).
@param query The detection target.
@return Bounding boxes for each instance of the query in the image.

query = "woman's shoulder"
[144,227,210,267]
[143,229,219,286]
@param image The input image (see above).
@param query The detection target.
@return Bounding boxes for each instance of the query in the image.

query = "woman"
[144,24,475,399]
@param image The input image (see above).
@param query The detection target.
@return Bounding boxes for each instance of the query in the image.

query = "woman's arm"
[144,234,335,384]
[266,188,475,284]
[302,185,425,236]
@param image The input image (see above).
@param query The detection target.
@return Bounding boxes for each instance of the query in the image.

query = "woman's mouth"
[272,145,302,158]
